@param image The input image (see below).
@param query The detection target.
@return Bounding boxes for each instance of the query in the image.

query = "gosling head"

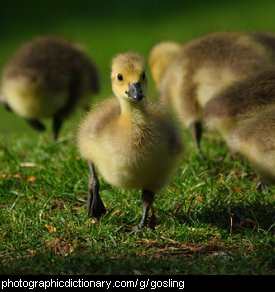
[111,53,147,103]
[148,41,181,89]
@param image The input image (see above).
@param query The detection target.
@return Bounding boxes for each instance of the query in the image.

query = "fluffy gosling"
[148,41,181,90]
[205,70,275,186]
[77,53,183,228]
[0,36,100,139]
[149,32,275,149]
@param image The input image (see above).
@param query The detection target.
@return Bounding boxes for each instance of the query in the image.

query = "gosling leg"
[139,189,155,229]
[25,118,46,132]
[189,120,203,151]
[1,101,13,112]
[87,161,106,218]
[53,116,63,141]
[256,181,266,192]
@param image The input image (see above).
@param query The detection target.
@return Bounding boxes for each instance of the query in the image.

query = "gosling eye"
[117,74,123,81]
[142,72,146,80]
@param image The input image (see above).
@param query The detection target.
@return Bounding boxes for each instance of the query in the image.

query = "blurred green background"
[1,0,275,135]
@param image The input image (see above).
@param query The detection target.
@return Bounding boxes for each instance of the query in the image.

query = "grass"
[0,131,274,274]
[0,0,275,275]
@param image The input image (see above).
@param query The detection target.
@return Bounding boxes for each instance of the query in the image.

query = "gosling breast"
[78,99,182,191]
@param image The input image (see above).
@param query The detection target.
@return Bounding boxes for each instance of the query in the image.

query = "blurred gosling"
[149,41,181,90]
[149,32,275,150]
[0,36,100,139]
[205,70,275,186]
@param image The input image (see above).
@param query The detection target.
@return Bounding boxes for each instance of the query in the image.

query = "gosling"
[149,32,275,149]
[0,36,100,139]
[77,53,183,228]
[205,70,275,186]
[148,41,181,90]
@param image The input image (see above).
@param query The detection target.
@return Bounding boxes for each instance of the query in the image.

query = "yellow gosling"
[148,41,181,90]
[77,53,183,228]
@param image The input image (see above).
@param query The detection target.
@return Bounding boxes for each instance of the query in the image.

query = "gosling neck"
[118,96,146,117]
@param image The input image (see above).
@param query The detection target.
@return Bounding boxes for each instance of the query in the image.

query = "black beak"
[126,82,144,101]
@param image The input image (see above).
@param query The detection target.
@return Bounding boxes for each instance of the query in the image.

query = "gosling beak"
[126,82,144,101]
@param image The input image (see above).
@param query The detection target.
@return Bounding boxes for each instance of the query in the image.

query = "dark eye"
[142,72,146,80]
[117,74,123,81]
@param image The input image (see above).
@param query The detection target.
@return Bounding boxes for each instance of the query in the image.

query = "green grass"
[0,0,275,275]
[0,131,274,274]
